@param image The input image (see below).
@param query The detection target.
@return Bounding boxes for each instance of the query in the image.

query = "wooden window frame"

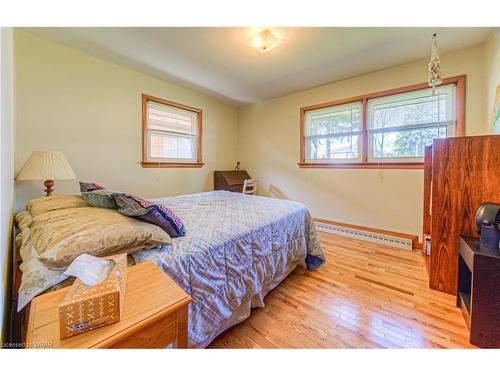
[298,75,466,169]
[141,93,204,168]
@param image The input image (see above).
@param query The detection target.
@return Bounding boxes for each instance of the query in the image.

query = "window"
[304,101,362,163]
[299,75,465,169]
[142,94,203,168]
[367,84,455,163]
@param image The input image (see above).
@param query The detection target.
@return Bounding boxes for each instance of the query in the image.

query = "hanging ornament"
[428,33,443,95]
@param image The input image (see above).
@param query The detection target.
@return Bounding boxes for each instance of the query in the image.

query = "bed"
[11,190,325,348]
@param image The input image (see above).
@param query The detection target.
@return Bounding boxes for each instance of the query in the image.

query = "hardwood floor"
[209,232,474,348]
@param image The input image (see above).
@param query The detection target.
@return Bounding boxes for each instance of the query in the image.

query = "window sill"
[298,162,424,169]
[141,161,205,168]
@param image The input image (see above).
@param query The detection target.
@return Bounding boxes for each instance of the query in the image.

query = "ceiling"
[25,27,493,104]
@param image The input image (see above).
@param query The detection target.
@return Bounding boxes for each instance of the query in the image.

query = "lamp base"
[44,180,54,196]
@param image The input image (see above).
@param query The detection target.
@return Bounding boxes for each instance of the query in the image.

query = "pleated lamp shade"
[16,151,76,196]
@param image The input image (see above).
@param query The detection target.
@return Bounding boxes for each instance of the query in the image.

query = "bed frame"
[5,226,30,347]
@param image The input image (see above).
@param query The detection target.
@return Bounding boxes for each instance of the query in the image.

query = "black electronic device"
[475,202,500,253]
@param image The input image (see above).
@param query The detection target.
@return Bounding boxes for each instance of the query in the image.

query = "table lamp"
[16,151,77,196]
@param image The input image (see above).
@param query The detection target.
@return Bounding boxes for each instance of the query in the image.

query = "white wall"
[484,29,500,134]
[237,44,488,240]
[0,27,15,344]
[11,30,494,245]
[14,30,239,210]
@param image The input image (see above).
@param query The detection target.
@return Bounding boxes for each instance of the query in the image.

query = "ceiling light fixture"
[251,29,280,52]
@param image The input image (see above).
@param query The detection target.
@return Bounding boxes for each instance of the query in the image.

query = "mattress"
[132,191,325,348]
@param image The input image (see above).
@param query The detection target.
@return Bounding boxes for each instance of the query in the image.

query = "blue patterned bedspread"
[132,191,325,348]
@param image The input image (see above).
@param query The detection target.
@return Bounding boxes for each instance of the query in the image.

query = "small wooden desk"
[214,170,251,192]
[26,261,192,348]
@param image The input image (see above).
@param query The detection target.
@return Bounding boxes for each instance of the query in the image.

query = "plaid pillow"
[111,193,186,237]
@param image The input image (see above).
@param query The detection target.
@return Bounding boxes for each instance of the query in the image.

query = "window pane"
[305,102,362,136]
[371,125,447,159]
[308,135,359,160]
[368,84,455,130]
[370,95,448,129]
[147,101,197,135]
[149,132,195,160]
[367,84,455,162]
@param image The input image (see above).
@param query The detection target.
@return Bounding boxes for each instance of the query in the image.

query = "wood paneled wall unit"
[423,135,500,295]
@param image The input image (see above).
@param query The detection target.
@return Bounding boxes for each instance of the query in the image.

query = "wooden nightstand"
[25,261,192,348]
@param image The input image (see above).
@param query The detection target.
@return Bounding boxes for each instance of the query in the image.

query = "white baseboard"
[315,220,414,250]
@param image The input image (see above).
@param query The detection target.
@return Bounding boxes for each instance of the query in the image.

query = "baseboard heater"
[314,220,414,250]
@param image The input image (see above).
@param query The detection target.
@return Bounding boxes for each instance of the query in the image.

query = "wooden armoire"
[422,135,500,295]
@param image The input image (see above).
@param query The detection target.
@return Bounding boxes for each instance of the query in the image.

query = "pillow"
[27,195,90,217]
[15,210,33,231]
[79,181,107,193]
[112,193,186,238]
[30,206,171,269]
[82,190,118,209]
[14,210,34,254]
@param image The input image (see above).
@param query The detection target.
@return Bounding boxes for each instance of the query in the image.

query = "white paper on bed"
[63,254,115,286]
